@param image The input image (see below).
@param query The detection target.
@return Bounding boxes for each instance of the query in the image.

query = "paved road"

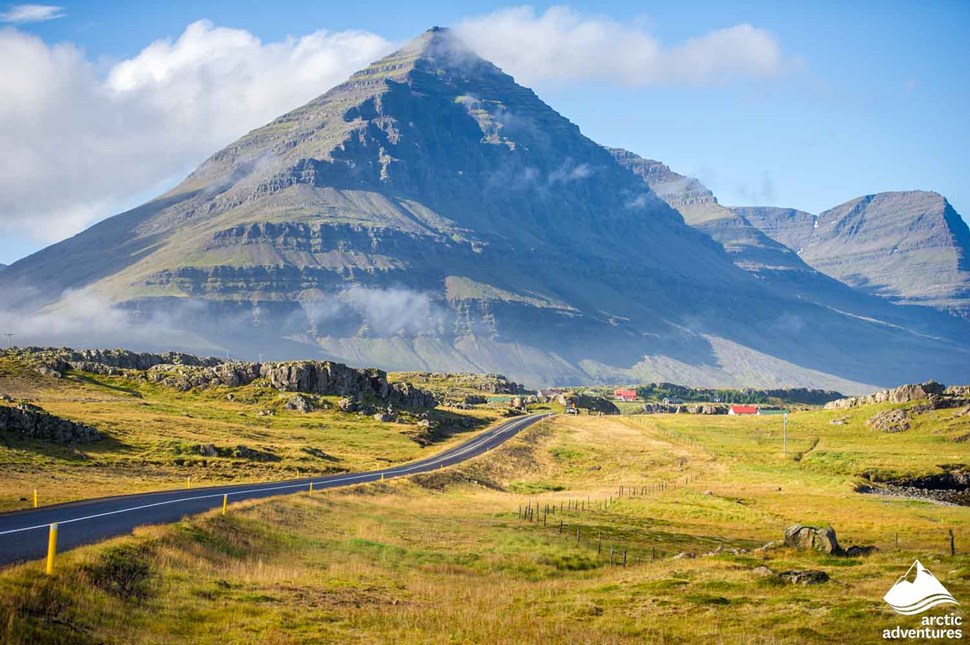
[0,413,550,567]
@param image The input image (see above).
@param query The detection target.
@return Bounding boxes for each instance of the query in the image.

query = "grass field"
[0,354,501,512]
[2,406,967,643]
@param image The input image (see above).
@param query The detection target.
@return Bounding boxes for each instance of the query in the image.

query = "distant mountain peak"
[737,191,970,314]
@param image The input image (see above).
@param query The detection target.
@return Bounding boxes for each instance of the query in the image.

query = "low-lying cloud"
[0,287,214,351]
[302,286,446,337]
[455,6,790,87]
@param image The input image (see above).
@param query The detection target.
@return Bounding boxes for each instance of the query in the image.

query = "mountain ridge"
[1,28,968,391]
[736,191,970,314]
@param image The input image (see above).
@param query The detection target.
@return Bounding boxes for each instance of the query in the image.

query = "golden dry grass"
[1,411,968,643]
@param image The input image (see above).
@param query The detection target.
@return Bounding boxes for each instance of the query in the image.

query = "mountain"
[736,192,970,315]
[609,149,970,357]
[2,28,969,390]
[606,149,810,275]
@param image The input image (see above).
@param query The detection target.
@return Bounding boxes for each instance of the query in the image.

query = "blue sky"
[1,1,968,264]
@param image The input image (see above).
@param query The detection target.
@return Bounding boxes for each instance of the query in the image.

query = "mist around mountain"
[1,28,968,391]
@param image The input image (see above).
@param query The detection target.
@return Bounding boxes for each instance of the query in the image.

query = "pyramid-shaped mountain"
[3,28,969,389]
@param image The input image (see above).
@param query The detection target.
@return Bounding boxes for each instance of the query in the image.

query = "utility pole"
[2,333,13,349]
[783,412,788,457]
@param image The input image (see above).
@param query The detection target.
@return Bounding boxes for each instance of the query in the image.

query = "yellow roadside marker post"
[222,494,228,515]
[186,476,191,489]
[46,523,58,575]
[309,482,313,495]
[380,473,384,482]
[33,489,38,508]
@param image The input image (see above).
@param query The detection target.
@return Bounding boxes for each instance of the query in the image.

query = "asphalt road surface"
[0,413,550,567]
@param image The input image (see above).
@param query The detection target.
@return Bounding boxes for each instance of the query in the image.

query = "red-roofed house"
[728,405,758,415]
[614,389,638,402]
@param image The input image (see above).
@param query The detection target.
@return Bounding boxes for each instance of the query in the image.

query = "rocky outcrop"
[559,393,620,415]
[141,359,436,410]
[0,403,103,444]
[642,402,727,414]
[865,409,910,433]
[392,372,527,406]
[825,381,948,409]
[188,443,280,462]
[24,347,222,371]
[17,346,437,412]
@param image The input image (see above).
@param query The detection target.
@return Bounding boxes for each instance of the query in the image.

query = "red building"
[728,405,758,415]
[614,389,638,402]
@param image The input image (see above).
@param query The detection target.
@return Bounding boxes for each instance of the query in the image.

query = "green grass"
[0,354,500,511]
[1,398,967,642]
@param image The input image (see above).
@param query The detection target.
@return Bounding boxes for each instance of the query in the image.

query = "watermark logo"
[884,560,958,615]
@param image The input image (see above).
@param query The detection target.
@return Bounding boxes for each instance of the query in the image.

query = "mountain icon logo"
[884,560,959,615]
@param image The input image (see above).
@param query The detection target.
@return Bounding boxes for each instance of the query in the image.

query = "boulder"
[865,409,910,433]
[784,524,842,554]
[844,545,878,557]
[284,394,314,413]
[751,565,775,577]
[776,570,829,585]
[231,445,280,462]
[337,397,358,413]
[195,443,219,457]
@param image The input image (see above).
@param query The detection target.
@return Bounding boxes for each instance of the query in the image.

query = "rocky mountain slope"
[610,149,970,350]
[736,192,970,314]
[1,28,969,390]
[607,148,811,275]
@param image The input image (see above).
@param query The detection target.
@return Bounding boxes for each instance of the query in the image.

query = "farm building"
[728,405,759,415]
[614,389,638,402]
[662,396,683,405]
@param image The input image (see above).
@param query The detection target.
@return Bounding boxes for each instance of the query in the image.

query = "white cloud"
[0,3,64,23]
[455,6,789,87]
[0,12,792,252]
[0,21,392,243]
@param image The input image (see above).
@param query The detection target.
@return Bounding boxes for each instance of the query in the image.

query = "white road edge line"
[0,414,548,537]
